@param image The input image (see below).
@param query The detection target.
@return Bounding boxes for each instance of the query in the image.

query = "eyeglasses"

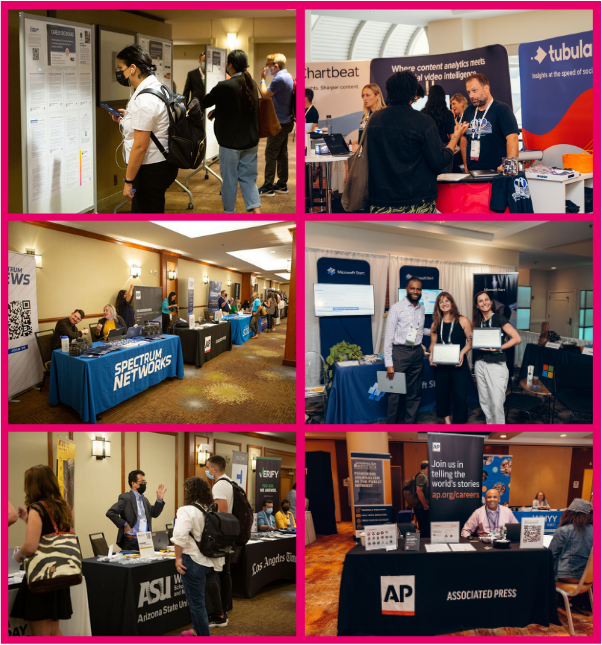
[136,480,147,485]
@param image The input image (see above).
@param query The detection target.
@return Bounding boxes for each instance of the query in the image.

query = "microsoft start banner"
[371,45,512,107]
[519,31,593,166]
[350,451,393,538]
[428,433,484,529]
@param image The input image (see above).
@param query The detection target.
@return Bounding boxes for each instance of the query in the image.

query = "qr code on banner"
[9,300,33,341]
[32,48,40,61]
[523,524,542,543]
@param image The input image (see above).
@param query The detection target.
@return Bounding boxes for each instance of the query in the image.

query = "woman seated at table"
[94,304,126,341]
[241,299,251,312]
[162,292,178,334]
[532,491,551,509]
[549,499,592,583]
[230,299,241,313]
[429,292,472,424]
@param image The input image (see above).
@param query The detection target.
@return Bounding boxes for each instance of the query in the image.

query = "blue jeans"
[181,554,212,636]
[219,145,261,213]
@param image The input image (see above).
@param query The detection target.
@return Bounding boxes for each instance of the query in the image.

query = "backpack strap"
[135,86,172,161]
[189,502,208,516]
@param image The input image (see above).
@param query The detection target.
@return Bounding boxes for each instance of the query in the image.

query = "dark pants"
[205,570,224,617]
[434,364,468,423]
[120,535,139,551]
[131,161,179,213]
[266,313,274,330]
[162,313,171,334]
[263,121,295,187]
[414,507,430,538]
[219,553,232,613]
[386,344,424,424]
[181,554,211,636]
[250,313,260,336]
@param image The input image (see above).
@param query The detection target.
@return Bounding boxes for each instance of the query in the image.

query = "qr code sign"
[523,524,542,543]
[32,47,40,61]
[9,300,33,341]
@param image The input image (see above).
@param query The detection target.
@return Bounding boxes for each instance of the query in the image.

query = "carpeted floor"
[9,320,295,425]
[101,133,297,214]
[165,580,296,637]
[305,522,592,637]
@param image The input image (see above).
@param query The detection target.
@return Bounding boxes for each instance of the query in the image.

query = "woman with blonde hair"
[11,465,74,636]
[94,304,126,341]
[351,83,385,152]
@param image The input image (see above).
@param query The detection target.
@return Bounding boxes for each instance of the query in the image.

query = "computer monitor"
[314,283,375,317]
[397,288,442,314]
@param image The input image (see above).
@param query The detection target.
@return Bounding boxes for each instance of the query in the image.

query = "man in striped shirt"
[384,277,426,423]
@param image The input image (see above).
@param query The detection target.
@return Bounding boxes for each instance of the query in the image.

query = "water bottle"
[326,115,332,136]
[348,139,353,152]
[61,336,69,353]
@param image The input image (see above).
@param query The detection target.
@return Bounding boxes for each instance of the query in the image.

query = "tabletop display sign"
[404,533,420,551]
[545,341,561,350]
[430,521,460,544]
[252,513,258,533]
[431,344,461,365]
[137,531,156,558]
[519,517,545,549]
[582,347,593,356]
[472,328,503,349]
[365,524,397,551]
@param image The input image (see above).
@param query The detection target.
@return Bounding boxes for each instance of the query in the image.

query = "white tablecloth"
[305,511,317,546]
[515,331,589,367]
[8,576,92,636]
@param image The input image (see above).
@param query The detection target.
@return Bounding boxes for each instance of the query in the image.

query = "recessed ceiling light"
[551,267,557,270]
[275,272,291,280]
[500,435,507,438]
[270,251,276,253]
[227,247,289,271]
[561,434,566,437]
[150,221,281,238]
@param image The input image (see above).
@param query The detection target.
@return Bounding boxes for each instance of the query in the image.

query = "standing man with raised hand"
[106,470,166,550]
[258,53,294,198]
[183,52,206,107]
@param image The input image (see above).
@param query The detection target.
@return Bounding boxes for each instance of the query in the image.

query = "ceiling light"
[560,434,566,437]
[500,435,507,438]
[150,221,281,238]
[270,251,276,253]
[227,246,289,271]
[275,272,291,280]
[551,267,557,270]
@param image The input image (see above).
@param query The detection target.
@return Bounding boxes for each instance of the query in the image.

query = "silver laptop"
[152,530,170,550]
[125,326,143,339]
[107,327,126,341]
[377,371,406,394]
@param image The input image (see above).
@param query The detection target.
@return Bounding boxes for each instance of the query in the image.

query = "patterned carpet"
[305,522,592,637]
[8,320,295,425]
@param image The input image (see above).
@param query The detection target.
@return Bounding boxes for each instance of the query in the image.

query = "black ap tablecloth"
[518,343,592,390]
[338,538,560,636]
[175,321,232,367]
[82,557,190,636]
[231,536,296,599]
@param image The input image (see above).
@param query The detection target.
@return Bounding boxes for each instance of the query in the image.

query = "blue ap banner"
[482,454,512,506]
[317,257,373,358]
[399,266,439,290]
[519,31,593,162]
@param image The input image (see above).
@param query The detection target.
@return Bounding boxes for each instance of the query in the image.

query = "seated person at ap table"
[461,488,518,538]
[106,469,166,550]
[257,498,276,531]
[275,498,296,529]
[51,309,89,350]
[94,304,126,341]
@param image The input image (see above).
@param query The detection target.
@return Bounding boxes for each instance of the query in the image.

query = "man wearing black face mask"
[183,52,206,107]
[106,470,166,550]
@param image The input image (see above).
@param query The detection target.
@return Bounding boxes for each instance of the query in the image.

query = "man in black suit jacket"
[183,53,206,106]
[106,470,166,550]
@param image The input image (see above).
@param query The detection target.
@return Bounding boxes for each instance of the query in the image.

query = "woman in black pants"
[429,292,473,424]
[112,44,178,213]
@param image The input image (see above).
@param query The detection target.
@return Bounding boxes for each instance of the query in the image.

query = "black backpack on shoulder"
[188,503,240,559]
[136,84,206,170]
[225,480,254,547]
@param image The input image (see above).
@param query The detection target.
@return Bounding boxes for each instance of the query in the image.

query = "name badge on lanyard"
[470,101,492,161]
[405,326,418,345]
[470,139,480,161]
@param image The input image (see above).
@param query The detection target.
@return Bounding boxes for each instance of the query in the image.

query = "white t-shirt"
[212,475,234,513]
[122,74,170,165]
[171,504,224,571]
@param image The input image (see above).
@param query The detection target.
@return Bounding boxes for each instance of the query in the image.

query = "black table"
[518,343,593,391]
[82,557,190,636]
[231,536,296,598]
[174,321,232,368]
[337,538,560,636]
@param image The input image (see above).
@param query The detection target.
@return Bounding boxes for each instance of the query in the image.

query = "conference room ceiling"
[50,221,294,282]
[128,9,294,21]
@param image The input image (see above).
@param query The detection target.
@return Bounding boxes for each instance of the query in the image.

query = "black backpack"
[136,84,206,170]
[188,503,240,559]
[225,480,254,547]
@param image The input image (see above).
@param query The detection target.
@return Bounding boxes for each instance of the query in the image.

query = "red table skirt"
[436,182,510,213]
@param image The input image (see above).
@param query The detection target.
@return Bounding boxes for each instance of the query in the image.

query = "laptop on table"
[322,133,352,157]
[152,530,170,551]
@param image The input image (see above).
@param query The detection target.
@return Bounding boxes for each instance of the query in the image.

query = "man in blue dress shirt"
[256,499,276,531]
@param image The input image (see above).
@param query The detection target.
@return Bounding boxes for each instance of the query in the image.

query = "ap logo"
[327,267,336,275]
[432,442,441,452]
[381,576,415,615]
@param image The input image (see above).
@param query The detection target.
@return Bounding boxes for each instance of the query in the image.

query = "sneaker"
[209,615,228,628]
[258,185,275,197]
[274,184,288,194]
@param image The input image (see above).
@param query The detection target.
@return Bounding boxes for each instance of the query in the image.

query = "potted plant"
[323,341,363,389]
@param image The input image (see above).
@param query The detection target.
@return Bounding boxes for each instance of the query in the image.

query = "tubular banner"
[232,450,248,493]
[350,451,393,538]
[56,436,75,528]
[255,457,281,513]
[428,432,484,528]
[482,454,512,506]
[208,281,222,312]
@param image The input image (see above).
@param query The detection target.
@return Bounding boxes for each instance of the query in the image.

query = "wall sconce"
[227,279,232,287]
[168,269,176,281]
[25,248,42,269]
[203,275,209,284]
[227,32,237,51]
[286,259,291,273]
[197,444,211,466]
[251,456,257,472]
[130,265,141,278]
[91,436,111,460]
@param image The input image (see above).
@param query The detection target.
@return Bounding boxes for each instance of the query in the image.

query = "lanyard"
[440,319,454,344]
[471,100,492,140]
[406,298,421,329]
[486,509,499,531]
[481,315,493,328]
[305,106,310,116]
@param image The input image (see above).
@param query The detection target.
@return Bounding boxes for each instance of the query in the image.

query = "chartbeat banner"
[519,31,593,166]
[428,433,484,528]
[350,451,393,537]
[305,60,370,139]
[255,457,281,513]
[371,45,512,107]
[482,455,512,506]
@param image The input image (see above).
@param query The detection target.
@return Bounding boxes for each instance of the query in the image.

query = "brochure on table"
[137,531,156,558]
[431,521,460,543]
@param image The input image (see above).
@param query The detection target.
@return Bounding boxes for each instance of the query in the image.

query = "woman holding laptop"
[429,292,473,424]
[472,291,521,424]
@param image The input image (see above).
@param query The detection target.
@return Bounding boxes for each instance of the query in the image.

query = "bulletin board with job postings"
[204,45,227,160]
[137,34,173,89]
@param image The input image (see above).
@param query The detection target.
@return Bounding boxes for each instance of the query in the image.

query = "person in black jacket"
[367,71,468,213]
[51,309,89,350]
[201,50,260,214]
[421,84,456,172]
[116,285,135,329]
[183,52,206,106]
[94,304,127,341]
